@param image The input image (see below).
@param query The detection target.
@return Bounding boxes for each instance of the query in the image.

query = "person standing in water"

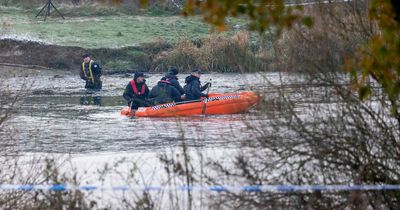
[80,53,102,90]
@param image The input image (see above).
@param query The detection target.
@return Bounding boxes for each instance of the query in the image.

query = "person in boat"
[184,68,211,101]
[123,72,150,109]
[149,77,182,105]
[80,53,102,90]
[164,68,185,96]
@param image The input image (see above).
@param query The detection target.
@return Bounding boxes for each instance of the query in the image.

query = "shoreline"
[0,38,149,74]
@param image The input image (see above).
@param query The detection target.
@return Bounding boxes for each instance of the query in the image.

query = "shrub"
[153,37,201,72]
[153,31,272,73]
[274,1,373,75]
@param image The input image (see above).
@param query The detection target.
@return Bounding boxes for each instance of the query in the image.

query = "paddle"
[128,101,133,115]
[201,81,211,114]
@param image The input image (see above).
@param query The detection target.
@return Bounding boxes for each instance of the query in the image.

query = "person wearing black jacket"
[164,68,185,95]
[80,53,102,90]
[149,78,181,105]
[123,72,150,109]
[184,68,211,101]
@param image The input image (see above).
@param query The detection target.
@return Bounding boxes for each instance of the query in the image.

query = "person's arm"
[91,61,102,77]
[149,86,156,99]
[172,87,181,102]
[192,80,207,98]
[172,80,185,95]
[79,66,87,80]
[201,82,211,91]
[123,83,133,102]
[144,84,150,98]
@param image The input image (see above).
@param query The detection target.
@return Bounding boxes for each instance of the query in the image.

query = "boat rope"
[150,95,242,110]
[0,184,399,192]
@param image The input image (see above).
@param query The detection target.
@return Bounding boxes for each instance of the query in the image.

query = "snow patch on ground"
[0,33,52,44]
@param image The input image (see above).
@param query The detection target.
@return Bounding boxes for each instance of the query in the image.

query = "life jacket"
[130,80,145,95]
[159,80,171,92]
[159,79,170,84]
[82,60,94,82]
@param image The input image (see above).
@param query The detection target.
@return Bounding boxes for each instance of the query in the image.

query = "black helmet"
[134,72,144,80]
[167,68,179,76]
[191,68,201,73]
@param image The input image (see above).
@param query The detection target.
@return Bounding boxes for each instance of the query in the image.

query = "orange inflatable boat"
[120,91,261,117]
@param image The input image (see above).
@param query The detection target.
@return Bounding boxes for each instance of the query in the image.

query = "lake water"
[0,70,316,208]
[1,71,277,154]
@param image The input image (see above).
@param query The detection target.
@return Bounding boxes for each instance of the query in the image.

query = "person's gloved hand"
[144,99,152,106]
[130,98,139,104]
[205,82,212,88]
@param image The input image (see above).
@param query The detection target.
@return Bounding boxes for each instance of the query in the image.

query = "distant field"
[0,6,245,48]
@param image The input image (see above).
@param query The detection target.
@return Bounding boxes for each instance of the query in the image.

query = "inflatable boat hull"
[121,91,260,117]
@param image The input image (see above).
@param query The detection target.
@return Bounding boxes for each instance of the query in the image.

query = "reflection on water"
[1,73,271,154]
[80,95,102,106]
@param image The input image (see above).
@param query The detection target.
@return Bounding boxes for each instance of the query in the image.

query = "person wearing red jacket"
[123,72,150,109]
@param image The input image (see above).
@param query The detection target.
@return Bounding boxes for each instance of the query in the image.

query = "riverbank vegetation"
[182,0,400,209]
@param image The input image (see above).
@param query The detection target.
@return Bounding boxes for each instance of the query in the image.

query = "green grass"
[0,6,247,49]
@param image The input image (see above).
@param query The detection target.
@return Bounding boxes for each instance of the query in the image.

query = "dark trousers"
[128,98,151,109]
[85,79,102,90]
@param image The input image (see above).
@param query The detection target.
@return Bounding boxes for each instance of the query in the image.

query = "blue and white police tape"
[0,184,400,192]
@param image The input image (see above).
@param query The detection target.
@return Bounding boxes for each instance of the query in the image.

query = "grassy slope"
[0,6,245,48]
[0,6,253,72]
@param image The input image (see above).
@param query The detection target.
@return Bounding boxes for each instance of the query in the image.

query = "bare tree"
[196,1,400,209]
